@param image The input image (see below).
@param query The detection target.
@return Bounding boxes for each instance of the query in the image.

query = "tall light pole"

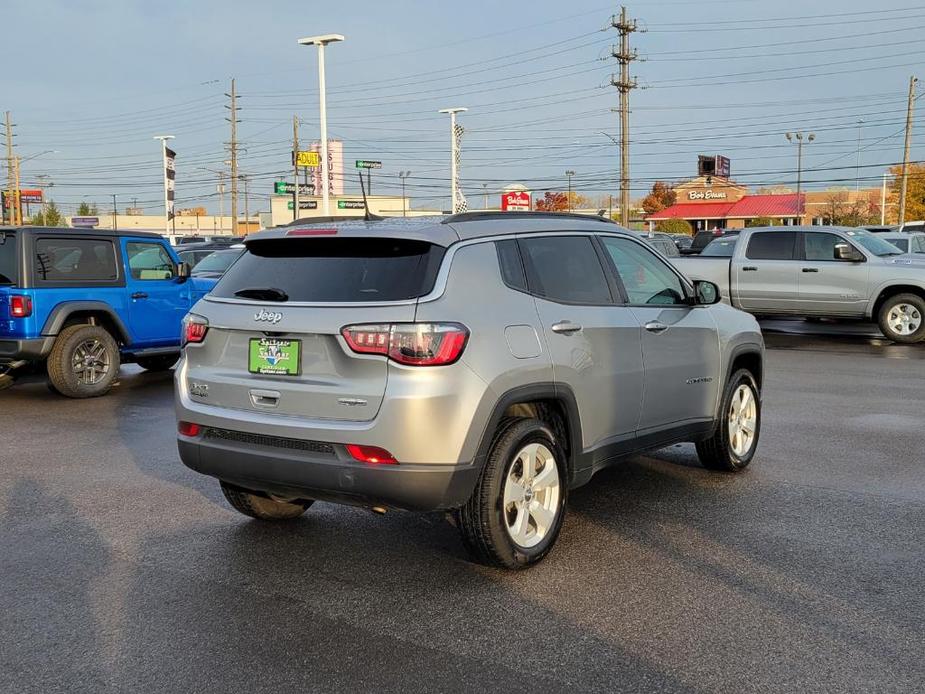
[298,33,345,217]
[881,171,888,225]
[398,171,411,217]
[153,135,175,235]
[565,170,576,212]
[785,132,814,221]
[439,107,468,213]
[855,119,864,192]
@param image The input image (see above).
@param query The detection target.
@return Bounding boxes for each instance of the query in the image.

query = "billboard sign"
[355,160,382,169]
[295,150,321,168]
[716,155,731,178]
[337,200,366,210]
[501,191,531,212]
[71,216,100,228]
[20,189,43,204]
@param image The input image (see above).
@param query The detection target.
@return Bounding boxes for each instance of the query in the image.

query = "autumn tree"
[534,191,591,212]
[889,163,925,222]
[641,181,677,215]
[821,190,878,227]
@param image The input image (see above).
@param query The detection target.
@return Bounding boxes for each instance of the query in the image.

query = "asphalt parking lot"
[1,324,923,693]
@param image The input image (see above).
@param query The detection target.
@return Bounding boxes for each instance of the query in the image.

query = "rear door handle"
[802,267,819,273]
[131,292,148,299]
[742,266,758,272]
[644,321,669,334]
[551,321,582,334]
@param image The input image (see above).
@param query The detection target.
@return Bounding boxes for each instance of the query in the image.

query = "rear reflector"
[341,322,469,366]
[345,444,397,465]
[178,421,202,437]
[286,228,338,236]
[9,295,32,318]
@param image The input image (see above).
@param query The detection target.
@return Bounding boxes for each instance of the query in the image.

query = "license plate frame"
[248,338,301,376]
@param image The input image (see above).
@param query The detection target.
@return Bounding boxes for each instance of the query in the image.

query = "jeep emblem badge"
[254,309,283,324]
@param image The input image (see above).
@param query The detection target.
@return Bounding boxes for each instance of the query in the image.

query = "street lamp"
[153,135,175,235]
[298,33,345,217]
[565,170,576,212]
[398,171,411,217]
[785,132,814,220]
[438,107,468,213]
[856,119,864,192]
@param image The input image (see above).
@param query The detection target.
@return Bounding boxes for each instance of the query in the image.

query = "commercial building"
[646,156,891,230]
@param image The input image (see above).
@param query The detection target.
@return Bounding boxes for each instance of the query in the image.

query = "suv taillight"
[9,295,32,318]
[182,314,209,346]
[341,323,469,366]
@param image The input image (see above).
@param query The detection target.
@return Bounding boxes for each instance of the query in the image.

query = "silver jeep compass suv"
[176,212,764,568]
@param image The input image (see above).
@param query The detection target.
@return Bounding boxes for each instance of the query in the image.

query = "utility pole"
[898,75,918,225]
[226,78,239,235]
[881,172,888,225]
[11,156,22,226]
[292,115,300,221]
[218,171,225,229]
[611,6,639,227]
[4,112,14,225]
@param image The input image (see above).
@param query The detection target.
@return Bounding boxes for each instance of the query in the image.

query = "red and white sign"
[501,191,531,211]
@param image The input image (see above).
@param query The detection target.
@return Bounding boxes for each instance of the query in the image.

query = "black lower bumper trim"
[178,436,479,512]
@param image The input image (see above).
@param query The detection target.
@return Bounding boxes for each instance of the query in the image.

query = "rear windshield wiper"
[234,287,289,302]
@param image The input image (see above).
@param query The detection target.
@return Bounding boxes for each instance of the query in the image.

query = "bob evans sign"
[688,190,728,200]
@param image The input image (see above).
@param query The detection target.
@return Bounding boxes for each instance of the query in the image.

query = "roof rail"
[441,211,616,225]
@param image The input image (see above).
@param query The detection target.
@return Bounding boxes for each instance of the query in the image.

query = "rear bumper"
[177,430,480,512]
[0,337,54,361]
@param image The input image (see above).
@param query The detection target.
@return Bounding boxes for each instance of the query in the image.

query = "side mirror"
[177,261,191,282]
[834,243,864,262]
[693,280,721,305]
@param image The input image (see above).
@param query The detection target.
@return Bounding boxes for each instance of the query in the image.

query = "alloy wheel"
[72,339,112,386]
[503,442,561,548]
[727,384,757,457]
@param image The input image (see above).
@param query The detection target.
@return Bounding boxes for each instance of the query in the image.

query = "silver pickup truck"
[672,226,925,343]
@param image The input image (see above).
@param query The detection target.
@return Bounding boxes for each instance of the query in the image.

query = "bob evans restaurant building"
[646,176,805,231]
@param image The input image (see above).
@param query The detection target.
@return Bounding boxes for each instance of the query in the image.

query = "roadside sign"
[294,151,321,168]
[355,160,382,170]
[71,216,99,228]
[274,181,315,195]
[337,200,366,210]
[501,191,531,212]
[287,200,318,211]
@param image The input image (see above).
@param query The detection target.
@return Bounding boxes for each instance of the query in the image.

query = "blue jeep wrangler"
[0,226,216,397]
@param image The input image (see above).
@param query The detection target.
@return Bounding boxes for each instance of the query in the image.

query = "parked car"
[669,233,694,252]
[169,235,238,247]
[699,235,739,257]
[672,225,925,343]
[177,242,243,269]
[641,234,680,257]
[0,227,217,396]
[863,225,899,233]
[899,221,925,233]
[877,232,925,255]
[681,228,738,255]
[189,246,246,279]
[176,211,764,568]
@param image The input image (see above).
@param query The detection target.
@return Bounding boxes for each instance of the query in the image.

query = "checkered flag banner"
[453,123,468,213]
[165,147,176,220]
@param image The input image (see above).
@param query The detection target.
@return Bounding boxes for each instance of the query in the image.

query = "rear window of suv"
[211,237,446,303]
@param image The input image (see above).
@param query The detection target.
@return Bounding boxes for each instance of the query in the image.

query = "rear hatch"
[184,234,446,421]
[0,231,21,338]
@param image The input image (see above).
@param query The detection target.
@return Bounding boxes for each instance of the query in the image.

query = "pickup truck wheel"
[457,418,567,569]
[696,368,760,472]
[46,324,120,399]
[136,354,179,372]
[220,481,313,520]
[878,294,925,343]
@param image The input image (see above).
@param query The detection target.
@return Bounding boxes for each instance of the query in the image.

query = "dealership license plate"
[248,338,301,375]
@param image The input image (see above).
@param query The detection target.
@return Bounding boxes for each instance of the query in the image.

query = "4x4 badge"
[254,309,283,324]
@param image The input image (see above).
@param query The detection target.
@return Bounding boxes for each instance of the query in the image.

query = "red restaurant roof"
[647,193,803,220]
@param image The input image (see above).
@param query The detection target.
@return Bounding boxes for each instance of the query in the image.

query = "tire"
[46,324,120,399]
[696,368,761,472]
[136,354,179,372]
[457,418,567,569]
[877,293,925,344]
[220,481,313,520]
